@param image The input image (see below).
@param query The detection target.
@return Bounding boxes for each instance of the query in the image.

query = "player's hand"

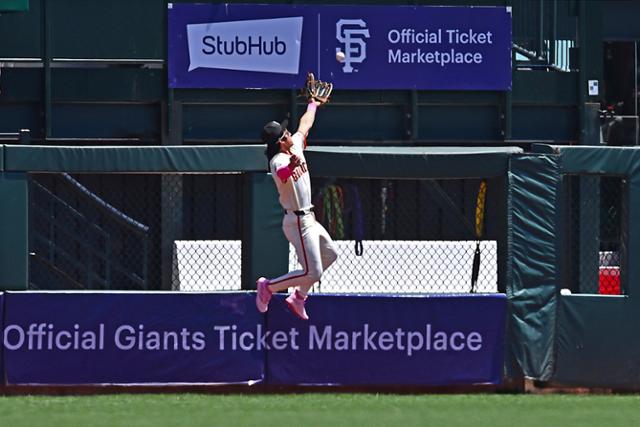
[304,72,332,105]
[289,154,301,169]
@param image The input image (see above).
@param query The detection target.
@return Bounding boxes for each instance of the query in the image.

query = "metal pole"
[538,0,544,61]
[635,42,639,145]
[551,0,557,67]
[578,0,587,144]
[504,0,513,141]
[42,0,52,140]
[290,89,299,131]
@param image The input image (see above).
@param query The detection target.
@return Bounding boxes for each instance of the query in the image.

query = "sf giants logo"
[336,19,370,73]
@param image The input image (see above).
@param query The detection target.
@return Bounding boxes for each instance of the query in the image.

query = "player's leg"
[284,215,324,320]
[256,215,306,313]
[289,216,325,297]
[295,220,337,297]
[317,220,338,270]
[269,215,320,293]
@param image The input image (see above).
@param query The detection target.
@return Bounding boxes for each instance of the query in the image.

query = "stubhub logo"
[187,17,303,74]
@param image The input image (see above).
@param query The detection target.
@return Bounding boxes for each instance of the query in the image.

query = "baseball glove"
[304,72,333,105]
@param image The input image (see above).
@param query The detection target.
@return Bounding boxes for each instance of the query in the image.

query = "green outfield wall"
[2,0,640,390]
[0,143,519,293]
[535,145,640,389]
[2,143,640,388]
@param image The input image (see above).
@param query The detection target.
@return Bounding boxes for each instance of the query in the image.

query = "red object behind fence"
[599,267,621,295]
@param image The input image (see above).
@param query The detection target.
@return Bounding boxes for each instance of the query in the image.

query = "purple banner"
[2,292,505,386]
[3,292,263,385]
[168,3,512,90]
[0,292,4,384]
[266,294,506,385]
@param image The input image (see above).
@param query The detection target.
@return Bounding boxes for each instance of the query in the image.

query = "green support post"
[576,1,604,293]
[42,0,51,140]
[577,0,603,146]
[242,172,288,290]
[0,172,29,290]
[161,94,183,290]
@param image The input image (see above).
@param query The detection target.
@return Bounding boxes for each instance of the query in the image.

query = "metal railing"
[29,172,244,291]
[30,175,150,290]
[512,0,576,72]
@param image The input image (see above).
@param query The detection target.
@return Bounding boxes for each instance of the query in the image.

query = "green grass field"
[1,393,639,427]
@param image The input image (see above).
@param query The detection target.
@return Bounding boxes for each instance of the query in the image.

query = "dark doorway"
[602,41,638,145]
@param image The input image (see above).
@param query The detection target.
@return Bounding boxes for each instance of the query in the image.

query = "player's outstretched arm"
[296,73,332,139]
[296,101,320,138]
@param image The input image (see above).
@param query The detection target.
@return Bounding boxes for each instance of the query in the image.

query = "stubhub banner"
[187,17,303,74]
[168,3,512,90]
[1,292,505,386]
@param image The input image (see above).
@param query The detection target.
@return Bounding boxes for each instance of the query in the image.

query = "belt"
[285,207,314,216]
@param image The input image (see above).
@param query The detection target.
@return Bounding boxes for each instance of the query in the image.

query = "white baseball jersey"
[265,131,338,295]
[269,132,312,211]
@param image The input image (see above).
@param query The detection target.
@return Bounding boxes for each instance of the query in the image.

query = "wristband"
[306,102,318,114]
[276,165,293,182]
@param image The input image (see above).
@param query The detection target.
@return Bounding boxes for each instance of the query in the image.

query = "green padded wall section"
[310,146,522,178]
[534,145,640,389]
[2,145,266,172]
[507,154,560,381]
[3,145,522,177]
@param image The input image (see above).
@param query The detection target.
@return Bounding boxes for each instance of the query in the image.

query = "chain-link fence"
[28,173,505,294]
[564,175,625,295]
[290,177,504,294]
[29,173,244,291]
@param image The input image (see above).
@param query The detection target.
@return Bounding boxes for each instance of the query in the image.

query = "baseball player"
[255,98,338,320]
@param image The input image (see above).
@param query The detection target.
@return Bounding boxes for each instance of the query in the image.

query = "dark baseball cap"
[261,119,289,146]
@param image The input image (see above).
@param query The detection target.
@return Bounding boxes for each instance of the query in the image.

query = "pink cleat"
[255,277,272,313]
[285,290,309,320]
